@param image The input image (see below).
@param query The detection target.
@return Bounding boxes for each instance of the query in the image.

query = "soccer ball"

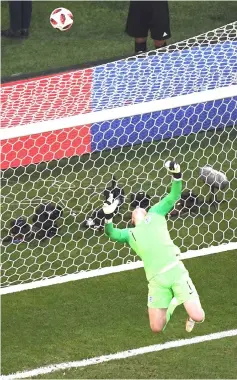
[50,8,73,31]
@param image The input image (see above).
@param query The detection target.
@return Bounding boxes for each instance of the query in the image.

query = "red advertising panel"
[1,69,93,169]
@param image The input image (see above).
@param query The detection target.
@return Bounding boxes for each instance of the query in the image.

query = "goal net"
[1,22,237,294]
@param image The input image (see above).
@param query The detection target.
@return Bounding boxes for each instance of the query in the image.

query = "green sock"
[163,297,179,331]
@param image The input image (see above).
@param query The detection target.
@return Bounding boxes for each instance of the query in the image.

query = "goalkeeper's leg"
[147,281,173,333]
[148,308,167,333]
[184,297,205,332]
[148,297,180,332]
[173,271,205,332]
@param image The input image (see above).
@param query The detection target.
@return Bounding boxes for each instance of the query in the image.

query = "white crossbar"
[1,85,237,141]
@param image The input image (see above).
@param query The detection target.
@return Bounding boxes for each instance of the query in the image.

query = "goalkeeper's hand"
[103,193,119,223]
[165,161,182,180]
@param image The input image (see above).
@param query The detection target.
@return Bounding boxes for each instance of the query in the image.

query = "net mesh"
[1,22,237,290]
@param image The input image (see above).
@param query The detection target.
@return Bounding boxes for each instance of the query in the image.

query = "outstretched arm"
[149,161,183,216]
[149,179,182,216]
[104,223,129,243]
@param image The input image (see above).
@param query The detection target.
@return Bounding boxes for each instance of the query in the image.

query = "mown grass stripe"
[2,329,237,379]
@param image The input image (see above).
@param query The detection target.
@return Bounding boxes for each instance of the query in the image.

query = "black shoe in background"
[1,28,22,38]
[1,28,29,38]
[21,29,29,38]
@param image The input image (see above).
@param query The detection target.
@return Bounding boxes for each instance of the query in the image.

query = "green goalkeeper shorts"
[147,262,199,309]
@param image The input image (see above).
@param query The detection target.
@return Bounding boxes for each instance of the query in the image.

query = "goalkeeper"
[103,161,205,333]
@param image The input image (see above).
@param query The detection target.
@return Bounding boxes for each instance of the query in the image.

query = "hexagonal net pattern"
[1,23,237,294]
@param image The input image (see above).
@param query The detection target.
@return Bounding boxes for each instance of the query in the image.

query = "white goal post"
[1,22,237,295]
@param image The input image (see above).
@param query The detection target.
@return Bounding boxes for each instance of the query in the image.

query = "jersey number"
[187,280,194,295]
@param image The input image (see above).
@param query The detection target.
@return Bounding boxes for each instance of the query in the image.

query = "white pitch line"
[2,329,237,380]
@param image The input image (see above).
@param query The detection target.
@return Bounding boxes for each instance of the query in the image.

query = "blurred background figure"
[125,0,171,54]
[1,0,32,38]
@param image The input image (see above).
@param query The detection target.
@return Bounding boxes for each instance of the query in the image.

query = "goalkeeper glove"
[102,193,119,223]
[165,161,182,180]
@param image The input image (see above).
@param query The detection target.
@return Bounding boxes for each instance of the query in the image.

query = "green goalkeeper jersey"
[105,179,182,281]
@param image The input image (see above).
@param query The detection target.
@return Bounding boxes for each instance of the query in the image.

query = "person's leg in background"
[134,37,147,54]
[1,1,22,38]
[2,1,32,38]
[21,0,32,37]
[125,1,150,54]
[150,1,171,49]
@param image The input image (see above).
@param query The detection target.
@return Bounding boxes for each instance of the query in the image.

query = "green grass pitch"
[2,251,237,378]
[1,1,237,377]
[1,1,237,78]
